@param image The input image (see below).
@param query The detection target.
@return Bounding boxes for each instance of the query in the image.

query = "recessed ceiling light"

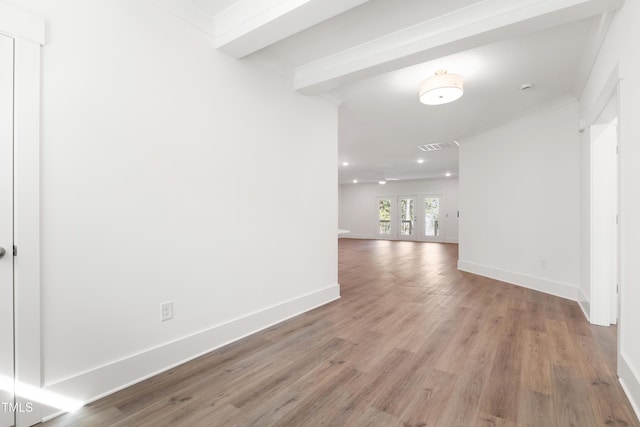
[378,180,387,185]
[342,162,349,166]
[417,159,424,164]
[445,172,452,177]
[353,179,358,184]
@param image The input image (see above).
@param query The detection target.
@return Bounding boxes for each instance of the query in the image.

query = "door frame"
[589,119,618,327]
[583,68,621,330]
[1,4,44,426]
[419,194,444,243]
[375,196,396,239]
[0,32,14,427]
[397,195,417,240]
[374,194,448,243]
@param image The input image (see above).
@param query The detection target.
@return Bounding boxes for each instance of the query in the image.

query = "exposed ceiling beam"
[214,0,370,59]
[294,0,624,94]
[153,0,215,37]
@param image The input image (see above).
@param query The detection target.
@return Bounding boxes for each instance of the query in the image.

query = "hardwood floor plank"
[551,364,598,427]
[521,330,553,395]
[562,301,593,336]
[517,389,553,427]
[229,337,348,409]
[546,319,577,367]
[399,369,457,427]
[589,395,639,427]
[433,307,484,374]
[323,348,416,426]
[433,322,499,427]
[524,301,547,333]
[479,338,523,423]
[476,412,517,427]
[40,240,639,427]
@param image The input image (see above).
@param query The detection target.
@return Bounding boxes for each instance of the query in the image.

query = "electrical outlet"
[161,301,173,321]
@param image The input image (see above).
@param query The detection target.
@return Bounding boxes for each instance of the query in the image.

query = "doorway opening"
[589,93,619,327]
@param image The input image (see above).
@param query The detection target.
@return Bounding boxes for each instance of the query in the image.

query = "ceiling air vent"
[417,140,459,152]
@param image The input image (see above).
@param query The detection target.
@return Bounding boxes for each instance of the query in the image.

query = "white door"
[376,197,395,239]
[397,196,417,240]
[0,34,15,427]
[421,195,442,242]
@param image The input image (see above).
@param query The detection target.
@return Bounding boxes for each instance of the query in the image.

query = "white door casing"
[1,3,44,425]
[0,33,15,427]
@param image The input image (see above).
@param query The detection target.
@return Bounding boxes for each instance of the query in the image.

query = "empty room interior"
[2,0,640,426]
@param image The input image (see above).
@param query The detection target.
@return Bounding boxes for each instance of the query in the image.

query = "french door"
[376,195,443,242]
[422,196,441,242]
[376,197,394,237]
[397,196,417,240]
[0,33,15,427]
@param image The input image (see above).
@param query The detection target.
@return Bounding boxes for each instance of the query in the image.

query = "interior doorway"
[589,93,619,327]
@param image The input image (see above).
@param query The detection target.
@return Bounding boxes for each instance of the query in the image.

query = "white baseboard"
[41,284,340,422]
[578,286,590,322]
[457,260,580,301]
[338,234,377,240]
[339,234,459,244]
[619,352,640,422]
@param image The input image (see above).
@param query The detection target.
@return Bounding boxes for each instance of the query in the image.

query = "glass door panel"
[399,197,415,237]
[424,197,440,238]
[377,198,392,236]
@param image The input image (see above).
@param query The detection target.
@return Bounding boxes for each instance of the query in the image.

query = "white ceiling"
[165,0,623,184]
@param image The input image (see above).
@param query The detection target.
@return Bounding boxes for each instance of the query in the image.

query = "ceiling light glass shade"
[419,70,463,105]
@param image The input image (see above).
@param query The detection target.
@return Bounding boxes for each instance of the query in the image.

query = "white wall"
[580,1,640,417]
[14,0,338,417]
[339,178,459,242]
[458,101,581,301]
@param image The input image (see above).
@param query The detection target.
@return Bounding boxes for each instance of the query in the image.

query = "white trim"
[581,64,620,129]
[0,2,45,45]
[0,5,44,426]
[457,260,580,301]
[619,352,640,422]
[339,234,459,244]
[13,37,42,427]
[578,286,590,322]
[339,234,377,240]
[41,284,340,422]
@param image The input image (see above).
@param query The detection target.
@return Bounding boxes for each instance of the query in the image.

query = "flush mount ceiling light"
[419,70,463,105]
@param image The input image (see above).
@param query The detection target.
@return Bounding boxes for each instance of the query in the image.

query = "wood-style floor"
[42,239,639,426]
